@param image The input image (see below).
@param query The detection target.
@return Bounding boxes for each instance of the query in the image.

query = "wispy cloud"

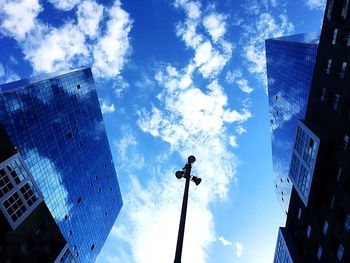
[0,63,20,84]
[114,127,145,171]
[110,1,252,262]
[100,99,116,114]
[235,241,243,257]
[304,0,326,10]
[175,1,232,79]
[216,236,244,257]
[217,236,233,246]
[238,2,294,88]
[226,69,254,94]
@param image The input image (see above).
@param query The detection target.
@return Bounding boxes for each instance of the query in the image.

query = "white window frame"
[0,153,43,230]
[289,120,320,206]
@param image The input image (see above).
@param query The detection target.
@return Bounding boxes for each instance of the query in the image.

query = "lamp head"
[175,170,185,179]
[191,176,202,186]
[188,155,196,164]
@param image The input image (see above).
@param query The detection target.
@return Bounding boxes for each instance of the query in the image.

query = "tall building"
[266,33,319,214]
[0,68,123,262]
[273,0,350,262]
[0,124,76,262]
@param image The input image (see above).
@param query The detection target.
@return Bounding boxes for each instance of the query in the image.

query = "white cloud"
[24,23,89,73]
[304,0,326,10]
[77,0,104,38]
[113,76,130,97]
[100,100,116,114]
[174,1,232,79]
[235,242,243,257]
[48,0,81,11]
[114,128,145,170]
[226,69,253,94]
[244,13,294,77]
[93,1,132,78]
[236,125,247,135]
[0,63,20,84]
[217,236,233,247]
[0,0,42,40]
[240,11,294,87]
[1,0,132,81]
[0,64,4,78]
[203,13,226,43]
[229,136,239,148]
[216,236,243,257]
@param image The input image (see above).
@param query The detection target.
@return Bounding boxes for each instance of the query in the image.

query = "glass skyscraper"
[0,68,123,262]
[266,33,318,214]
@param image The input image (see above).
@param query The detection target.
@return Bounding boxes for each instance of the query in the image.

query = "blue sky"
[0,0,326,262]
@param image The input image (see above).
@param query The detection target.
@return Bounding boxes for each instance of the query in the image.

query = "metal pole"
[174,163,191,263]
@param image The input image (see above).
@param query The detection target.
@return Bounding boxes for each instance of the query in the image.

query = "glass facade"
[266,33,318,214]
[0,68,123,262]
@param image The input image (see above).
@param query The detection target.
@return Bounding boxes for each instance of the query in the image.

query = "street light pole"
[174,156,201,263]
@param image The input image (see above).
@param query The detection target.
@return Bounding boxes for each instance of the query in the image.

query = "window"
[67,132,72,139]
[324,59,332,74]
[295,127,305,154]
[344,33,350,46]
[339,62,347,79]
[91,244,95,251]
[344,214,350,232]
[317,246,323,260]
[332,29,339,45]
[20,182,39,207]
[342,135,349,151]
[77,84,81,89]
[337,167,342,182]
[307,225,311,238]
[298,208,302,220]
[330,195,335,209]
[77,196,81,204]
[342,0,349,19]
[327,0,334,20]
[320,87,327,102]
[323,220,329,235]
[0,169,14,198]
[337,244,344,261]
[332,93,340,110]
[7,160,26,184]
[3,192,26,222]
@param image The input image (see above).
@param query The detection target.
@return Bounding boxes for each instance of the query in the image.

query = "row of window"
[323,59,348,79]
[327,0,350,21]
